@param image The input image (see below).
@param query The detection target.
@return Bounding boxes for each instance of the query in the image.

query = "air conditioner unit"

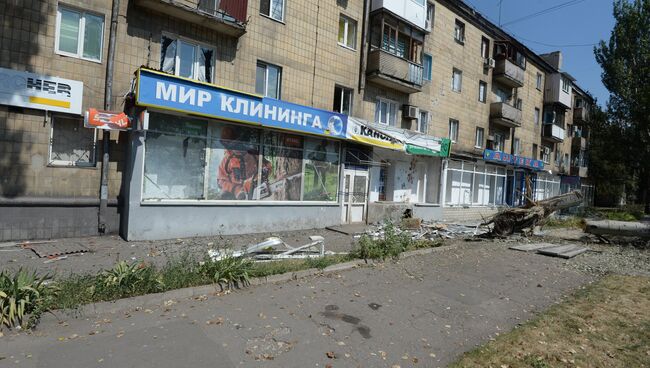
[402,105,419,119]
[484,57,495,69]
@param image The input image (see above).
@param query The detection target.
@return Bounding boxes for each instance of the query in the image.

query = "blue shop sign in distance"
[483,149,544,170]
[136,68,348,140]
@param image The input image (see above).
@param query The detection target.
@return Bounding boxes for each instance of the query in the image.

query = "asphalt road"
[0,243,592,368]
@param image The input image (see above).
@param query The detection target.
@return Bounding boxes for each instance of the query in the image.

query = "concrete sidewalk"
[0,242,593,368]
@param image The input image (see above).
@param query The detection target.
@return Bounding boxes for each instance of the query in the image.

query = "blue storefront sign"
[136,68,348,139]
[483,149,544,170]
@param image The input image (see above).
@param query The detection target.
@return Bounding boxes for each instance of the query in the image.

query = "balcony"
[492,58,525,88]
[542,123,565,142]
[489,102,522,128]
[573,107,588,122]
[134,0,247,37]
[572,136,587,150]
[570,166,588,178]
[366,49,423,93]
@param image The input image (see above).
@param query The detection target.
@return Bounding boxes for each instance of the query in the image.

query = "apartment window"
[255,61,282,99]
[481,37,490,59]
[333,85,353,115]
[260,0,285,21]
[478,81,487,103]
[515,98,523,110]
[425,2,435,31]
[542,146,551,164]
[532,143,538,160]
[423,53,433,81]
[513,138,521,155]
[55,6,104,62]
[338,15,357,49]
[49,115,96,167]
[451,68,462,92]
[475,127,484,148]
[493,133,505,151]
[454,19,465,44]
[373,16,424,64]
[418,110,429,133]
[449,119,459,142]
[561,76,570,93]
[536,73,543,90]
[375,98,398,126]
[534,107,540,125]
[160,35,215,83]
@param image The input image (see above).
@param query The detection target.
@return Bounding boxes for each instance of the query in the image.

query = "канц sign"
[0,67,83,115]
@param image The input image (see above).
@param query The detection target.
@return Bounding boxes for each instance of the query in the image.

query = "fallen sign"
[584,220,650,239]
[484,190,584,237]
[510,243,589,259]
[208,236,343,261]
[24,242,89,258]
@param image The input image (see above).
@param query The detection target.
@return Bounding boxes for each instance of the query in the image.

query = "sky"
[462,0,615,106]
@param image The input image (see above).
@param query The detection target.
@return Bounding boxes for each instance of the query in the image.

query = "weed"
[524,355,551,368]
[97,261,164,298]
[199,254,253,290]
[0,269,58,329]
[544,216,585,228]
[352,223,415,260]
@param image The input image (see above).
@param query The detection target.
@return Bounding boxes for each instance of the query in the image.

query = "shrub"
[96,261,164,298]
[353,223,410,260]
[199,254,253,290]
[0,268,58,329]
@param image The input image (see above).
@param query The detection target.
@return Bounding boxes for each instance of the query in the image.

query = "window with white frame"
[49,115,96,167]
[478,81,487,103]
[493,132,505,151]
[160,35,215,83]
[448,119,459,142]
[532,143,538,160]
[534,173,560,201]
[513,137,521,155]
[418,110,429,134]
[542,145,551,164]
[260,0,285,21]
[425,2,435,31]
[475,127,484,148]
[333,85,353,115]
[536,72,543,90]
[255,61,282,99]
[56,6,104,62]
[534,107,540,125]
[561,76,570,93]
[423,53,432,81]
[454,19,465,43]
[481,37,490,59]
[445,160,507,207]
[451,68,462,92]
[338,15,357,49]
[375,98,398,126]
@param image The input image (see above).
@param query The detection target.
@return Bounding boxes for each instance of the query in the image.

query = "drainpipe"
[98,0,120,234]
[358,0,371,93]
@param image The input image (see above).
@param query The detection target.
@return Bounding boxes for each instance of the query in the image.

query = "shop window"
[260,0,285,21]
[478,81,487,103]
[333,85,353,115]
[378,162,388,201]
[474,127,484,148]
[445,161,506,207]
[448,119,459,142]
[49,115,96,167]
[55,6,104,62]
[418,110,429,133]
[425,2,435,31]
[256,61,282,99]
[454,19,465,44]
[142,113,341,203]
[160,35,215,83]
[338,15,357,50]
[375,98,397,126]
[423,53,432,81]
[536,72,543,90]
[451,68,462,92]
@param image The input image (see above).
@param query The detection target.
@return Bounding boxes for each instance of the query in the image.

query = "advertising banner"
[483,149,544,170]
[136,68,348,140]
[346,117,405,150]
[0,67,83,114]
[84,108,131,130]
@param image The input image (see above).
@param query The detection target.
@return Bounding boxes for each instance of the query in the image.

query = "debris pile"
[360,221,489,241]
[208,235,345,261]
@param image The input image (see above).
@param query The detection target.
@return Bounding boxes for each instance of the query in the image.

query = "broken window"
[49,115,96,167]
[160,35,214,83]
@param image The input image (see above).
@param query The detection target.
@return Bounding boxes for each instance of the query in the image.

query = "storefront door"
[342,168,369,223]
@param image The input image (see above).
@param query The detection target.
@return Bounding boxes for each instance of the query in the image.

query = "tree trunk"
[584,220,650,238]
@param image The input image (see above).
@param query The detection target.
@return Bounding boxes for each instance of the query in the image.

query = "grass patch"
[1,230,443,330]
[544,216,585,229]
[587,205,645,222]
[449,275,650,368]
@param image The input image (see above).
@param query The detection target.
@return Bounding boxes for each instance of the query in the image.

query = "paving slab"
[509,242,560,252]
[537,244,589,259]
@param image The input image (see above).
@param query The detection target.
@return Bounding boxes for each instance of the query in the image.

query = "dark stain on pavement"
[368,302,382,310]
[320,305,372,339]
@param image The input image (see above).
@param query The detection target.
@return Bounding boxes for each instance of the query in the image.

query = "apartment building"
[0,0,594,241]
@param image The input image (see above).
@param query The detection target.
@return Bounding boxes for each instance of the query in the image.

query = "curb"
[41,244,454,324]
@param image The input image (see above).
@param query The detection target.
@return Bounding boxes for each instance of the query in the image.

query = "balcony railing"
[134,0,247,37]
[366,49,423,93]
[573,107,588,122]
[542,123,565,142]
[493,58,525,88]
[489,102,522,128]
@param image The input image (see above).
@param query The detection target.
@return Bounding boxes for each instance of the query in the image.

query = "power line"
[505,30,598,48]
[501,0,588,27]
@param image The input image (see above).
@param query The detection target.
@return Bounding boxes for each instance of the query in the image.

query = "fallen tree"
[584,220,650,238]
[484,190,584,236]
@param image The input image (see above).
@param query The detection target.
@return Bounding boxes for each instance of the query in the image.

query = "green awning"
[406,138,452,158]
